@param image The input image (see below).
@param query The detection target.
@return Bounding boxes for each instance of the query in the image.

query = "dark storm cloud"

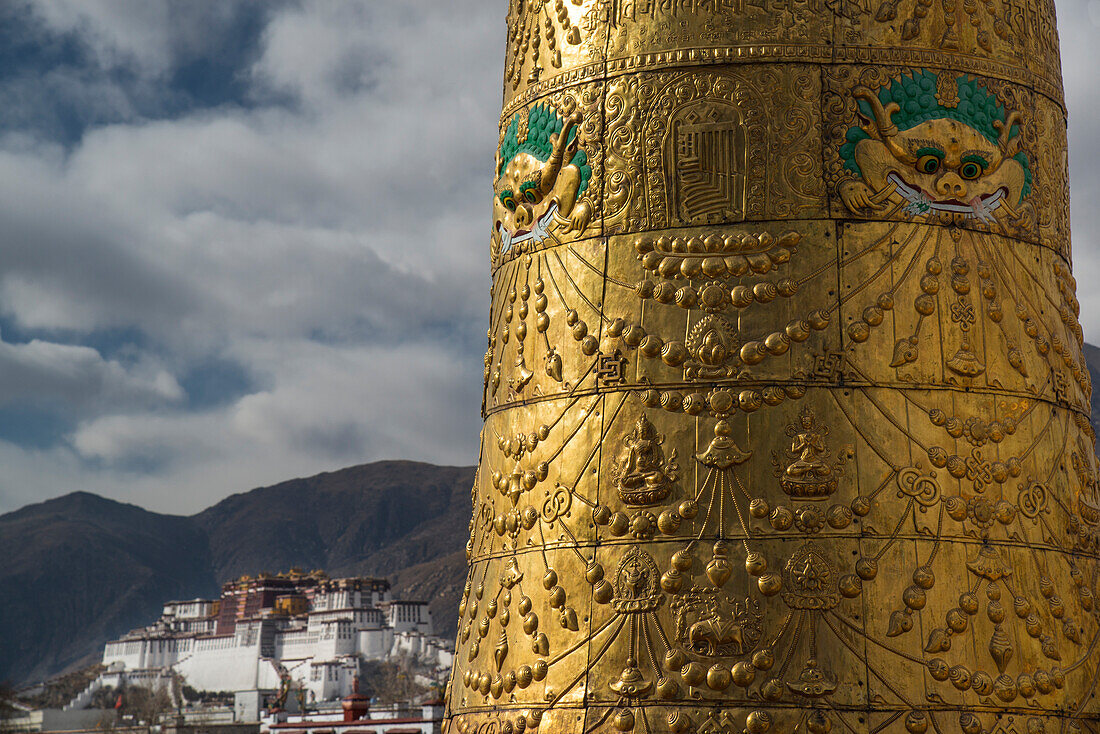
[0,0,288,143]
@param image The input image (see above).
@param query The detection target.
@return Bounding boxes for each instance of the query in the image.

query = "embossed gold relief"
[482,236,611,412]
[603,0,835,55]
[499,0,1064,126]
[502,0,606,108]
[611,414,679,506]
[456,388,1100,731]
[1029,93,1071,257]
[832,0,1062,87]
[493,106,593,257]
[491,83,604,270]
[599,222,841,390]
[773,406,851,500]
[450,1,1095,732]
[836,221,1090,411]
[826,67,1041,240]
[602,66,827,234]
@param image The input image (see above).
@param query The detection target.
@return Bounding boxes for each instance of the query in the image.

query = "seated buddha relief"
[612,415,679,507]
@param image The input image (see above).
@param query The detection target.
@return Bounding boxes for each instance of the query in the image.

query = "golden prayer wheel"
[445,1,1096,731]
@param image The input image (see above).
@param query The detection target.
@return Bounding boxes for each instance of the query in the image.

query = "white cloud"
[24,0,272,79]
[0,336,181,409]
[27,0,174,73]
[250,4,379,106]
[0,0,505,514]
[66,340,480,513]
[0,1,502,345]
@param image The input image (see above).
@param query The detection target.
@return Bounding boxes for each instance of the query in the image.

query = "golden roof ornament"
[447,0,1093,731]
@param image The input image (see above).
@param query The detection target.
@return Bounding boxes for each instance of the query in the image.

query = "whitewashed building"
[263,700,445,734]
[93,571,451,708]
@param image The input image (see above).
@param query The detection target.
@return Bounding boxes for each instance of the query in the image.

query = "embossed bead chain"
[447,1,1091,732]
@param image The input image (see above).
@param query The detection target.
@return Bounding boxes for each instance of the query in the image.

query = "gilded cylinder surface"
[446,1,1094,732]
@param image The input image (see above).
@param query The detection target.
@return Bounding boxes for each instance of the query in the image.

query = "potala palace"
[83,570,453,706]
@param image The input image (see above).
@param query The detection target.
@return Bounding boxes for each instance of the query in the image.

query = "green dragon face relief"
[839,71,1031,229]
[493,105,593,257]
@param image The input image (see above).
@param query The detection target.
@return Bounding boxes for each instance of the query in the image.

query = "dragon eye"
[916,154,941,175]
[500,192,517,211]
[519,181,539,203]
[959,161,984,180]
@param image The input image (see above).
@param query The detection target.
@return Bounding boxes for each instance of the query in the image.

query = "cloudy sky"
[0,1,1096,515]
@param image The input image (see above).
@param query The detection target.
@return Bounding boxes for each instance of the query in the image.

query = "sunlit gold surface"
[446,1,1094,731]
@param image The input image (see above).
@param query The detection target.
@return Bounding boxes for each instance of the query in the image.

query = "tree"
[115,685,172,732]
[357,659,428,704]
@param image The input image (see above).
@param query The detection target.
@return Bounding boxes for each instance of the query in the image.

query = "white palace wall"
[97,578,449,705]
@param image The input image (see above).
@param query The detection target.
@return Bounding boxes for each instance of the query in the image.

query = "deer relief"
[674,592,762,657]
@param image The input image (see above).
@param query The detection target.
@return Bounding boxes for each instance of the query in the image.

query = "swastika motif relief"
[448,1,1092,733]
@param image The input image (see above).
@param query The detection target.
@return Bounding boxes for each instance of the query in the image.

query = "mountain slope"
[0,492,216,685]
[193,461,473,583]
[1084,342,1100,443]
[0,461,474,687]
[390,549,471,639]
[191,460,476,641]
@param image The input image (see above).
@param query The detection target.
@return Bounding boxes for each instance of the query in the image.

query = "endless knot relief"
[449,2,1094,733]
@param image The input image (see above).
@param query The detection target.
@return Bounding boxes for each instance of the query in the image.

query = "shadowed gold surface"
[445,1,1094,732]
